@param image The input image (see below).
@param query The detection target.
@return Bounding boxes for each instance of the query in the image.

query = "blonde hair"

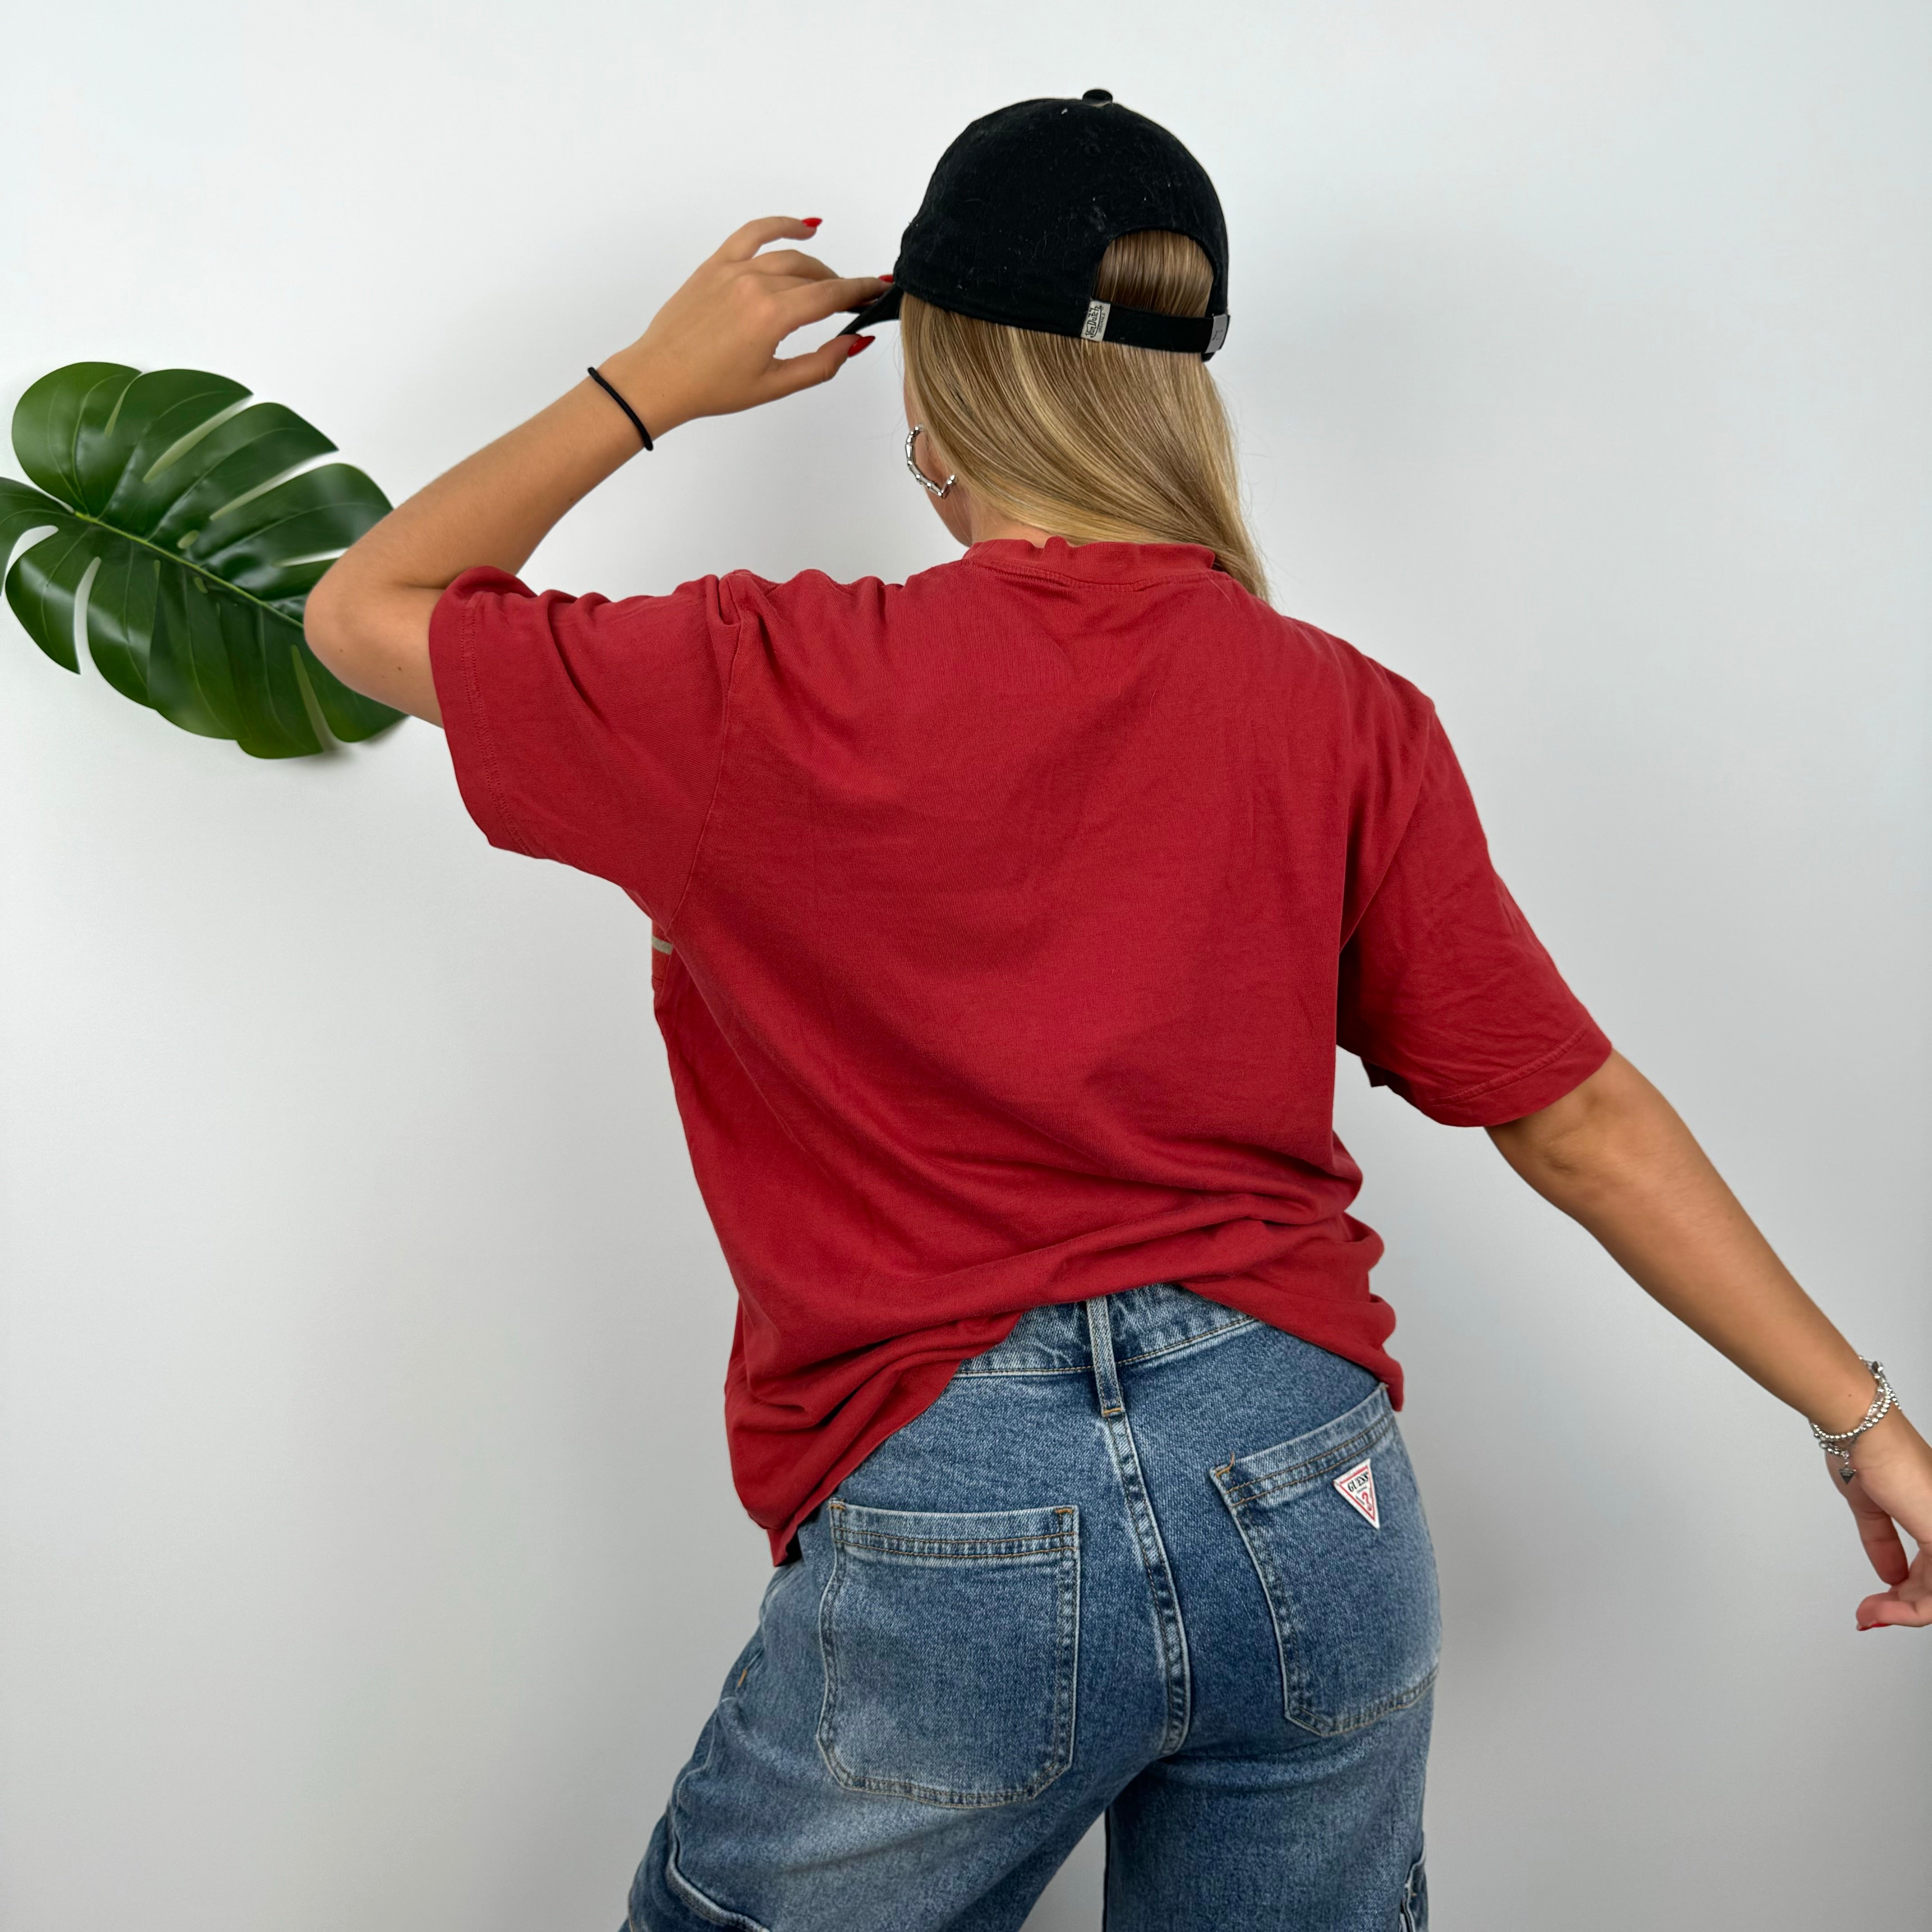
[901,230,1266,600]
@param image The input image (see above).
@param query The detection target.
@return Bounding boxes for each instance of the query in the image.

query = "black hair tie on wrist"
[587,366,653,450]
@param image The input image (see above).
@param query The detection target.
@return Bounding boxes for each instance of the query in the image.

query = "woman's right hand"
[1486,1057,1930,1634]
[1834,1409,1932,1628]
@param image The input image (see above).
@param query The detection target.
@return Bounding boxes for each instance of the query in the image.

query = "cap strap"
[1082,300,1230,358]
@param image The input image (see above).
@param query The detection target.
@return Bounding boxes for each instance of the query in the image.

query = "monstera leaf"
[0,362,404,758]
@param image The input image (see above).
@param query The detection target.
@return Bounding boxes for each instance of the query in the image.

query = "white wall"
[2,4,1926,1927]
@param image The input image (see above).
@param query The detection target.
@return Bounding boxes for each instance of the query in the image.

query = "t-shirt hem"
[763,1346,988,1564]
[752,1260,1404,1564]
[1418,1020,1614,1128]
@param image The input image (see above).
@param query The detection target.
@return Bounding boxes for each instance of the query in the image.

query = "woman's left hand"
[306,217,887,723]
[600,217,886,437]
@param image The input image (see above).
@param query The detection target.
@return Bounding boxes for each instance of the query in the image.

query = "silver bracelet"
[1811,1359,1895,1482]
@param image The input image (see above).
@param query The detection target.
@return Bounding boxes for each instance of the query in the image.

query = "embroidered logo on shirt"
[1333,1457,1381,1529]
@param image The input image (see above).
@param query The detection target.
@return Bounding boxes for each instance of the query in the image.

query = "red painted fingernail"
[802,216,823,228]
[848,335,875,355]
[879,272,894,283]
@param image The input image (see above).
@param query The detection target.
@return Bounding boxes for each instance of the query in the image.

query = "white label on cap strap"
[1333,1457,1381,1529]
[1206,313,1229,354]
[1081,300,1111,341]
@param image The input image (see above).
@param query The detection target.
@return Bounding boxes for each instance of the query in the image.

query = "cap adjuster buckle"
[1082,299,1229,358]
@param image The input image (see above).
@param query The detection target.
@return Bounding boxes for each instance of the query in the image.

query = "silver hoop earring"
[904,424,955,499]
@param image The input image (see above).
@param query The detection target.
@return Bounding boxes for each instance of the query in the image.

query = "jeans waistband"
[955,1281,1257,1379]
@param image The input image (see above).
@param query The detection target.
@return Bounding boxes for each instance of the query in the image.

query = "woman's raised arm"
[303,218,882,723]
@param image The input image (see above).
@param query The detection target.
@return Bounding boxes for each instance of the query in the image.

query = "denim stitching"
[1215,1471,1303,1733]
[1219,1486,1436,1738]
[1211,1403,1437,1736]
[1116,1315,1259,1368]
[830,1546,1074,1560]
[952,1362,1091,1380]
[1216,1412,1395,1505]
[815,1508,1081,1807]
[661,1818,774,1932]
[1221,1460,1437,1739]
[1087,1297,1192,1756]
[829,1503,1078,1560]
[1398,1847,1428,1930]
[951,1303,1257,1380]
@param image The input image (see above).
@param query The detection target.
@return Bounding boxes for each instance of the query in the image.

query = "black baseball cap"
[841,90,1230,359]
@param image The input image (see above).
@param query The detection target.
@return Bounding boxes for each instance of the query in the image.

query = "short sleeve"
[1338,714,1611,1126]
[428,565,741,920]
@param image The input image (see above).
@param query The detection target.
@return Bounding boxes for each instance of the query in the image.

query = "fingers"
[1856,1570,1932,1629]
[716,216,822,262]
[1857,1518,1913,1587]
[1846,1481,1914,1585]
[759,334,874,403]
[1857,1598,1932,1628]
[747,249,837,282]
[780,275,891,329]
[1850,1502,1931,1628]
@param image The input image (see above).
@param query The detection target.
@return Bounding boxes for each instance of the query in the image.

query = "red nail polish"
[802,216,823,228]
[879,272,894,284]
[849,335,875,355]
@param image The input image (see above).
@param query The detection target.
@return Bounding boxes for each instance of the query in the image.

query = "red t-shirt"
[430,538,1609,1562]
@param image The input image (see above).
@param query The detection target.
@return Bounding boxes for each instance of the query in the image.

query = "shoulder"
[1225,594,1440,738]
[710,565,900,625]
[704,559,1000,665]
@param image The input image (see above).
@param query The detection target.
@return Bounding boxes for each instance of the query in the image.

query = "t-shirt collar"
[962,535,1221,582]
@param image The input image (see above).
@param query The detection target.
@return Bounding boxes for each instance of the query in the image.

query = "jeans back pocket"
[816,1500,1079,1808]
[1213,1386,1439,1736]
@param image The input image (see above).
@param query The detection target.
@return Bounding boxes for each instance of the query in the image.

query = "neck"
[965,504,1063,548]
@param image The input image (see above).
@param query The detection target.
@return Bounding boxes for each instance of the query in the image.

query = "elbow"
[1489,1054,1624,1186]
[1488,1052,1681,1210]
[302,561,399,709]
[1492,1115,1628,1219]
[299,557,444,725]
[302,563,359,684]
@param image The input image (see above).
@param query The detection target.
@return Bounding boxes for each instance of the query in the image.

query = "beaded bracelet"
[1812,1359,1895,1481]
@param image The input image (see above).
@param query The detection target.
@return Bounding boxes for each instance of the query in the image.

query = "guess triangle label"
[1333,1457,1381,1530]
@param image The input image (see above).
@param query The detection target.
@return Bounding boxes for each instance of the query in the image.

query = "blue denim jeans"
[629,1283,1438,1931]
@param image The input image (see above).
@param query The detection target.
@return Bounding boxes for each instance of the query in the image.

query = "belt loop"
[1085,1296,1126,1418]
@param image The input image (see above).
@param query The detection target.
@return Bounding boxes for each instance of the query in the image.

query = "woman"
[306,92,1929,1932]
